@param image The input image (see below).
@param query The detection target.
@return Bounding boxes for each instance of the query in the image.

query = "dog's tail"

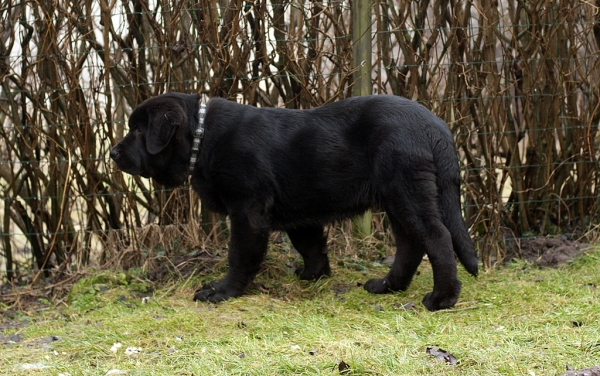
[434,133,479,277]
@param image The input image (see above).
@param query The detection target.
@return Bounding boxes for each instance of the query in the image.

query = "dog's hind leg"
[363,219,424,293]
[194,211,269,303]
[413,218,461,311]
[365,170,462,311]
[286,226,331,280]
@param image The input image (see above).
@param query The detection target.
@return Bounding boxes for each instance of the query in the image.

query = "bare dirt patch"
[514,237,590,267]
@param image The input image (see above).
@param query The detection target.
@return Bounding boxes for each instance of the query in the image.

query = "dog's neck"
[189,103,207,173]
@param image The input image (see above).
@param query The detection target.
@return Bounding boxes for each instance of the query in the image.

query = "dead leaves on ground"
[426,346,458,366]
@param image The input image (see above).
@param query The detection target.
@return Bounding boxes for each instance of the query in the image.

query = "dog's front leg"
[194,212,269,303]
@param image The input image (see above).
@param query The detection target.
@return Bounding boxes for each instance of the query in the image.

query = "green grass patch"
[2,248,599,375]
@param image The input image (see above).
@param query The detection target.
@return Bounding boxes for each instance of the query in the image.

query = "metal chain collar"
[189,104,206,173]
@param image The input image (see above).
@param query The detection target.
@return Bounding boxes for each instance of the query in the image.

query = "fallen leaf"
[426,346,457,365]
[332,284,350,296]
[27,335,59,350]
[338,360,351,374]
[125,346,142,356]
[560,366,600,376]
[0,333,23,344]
[40,335,59,343]
[393,302,415,311]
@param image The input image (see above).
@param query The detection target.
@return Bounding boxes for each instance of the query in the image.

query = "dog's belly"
[269,180,374,229]
[270,205,372,229]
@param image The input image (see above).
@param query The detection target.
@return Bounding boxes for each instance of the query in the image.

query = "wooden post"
[351,0,373,239]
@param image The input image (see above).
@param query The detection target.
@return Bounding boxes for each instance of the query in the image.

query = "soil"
[514,236,590,268]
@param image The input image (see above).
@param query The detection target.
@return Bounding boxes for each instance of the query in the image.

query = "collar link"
[189,104,207,173]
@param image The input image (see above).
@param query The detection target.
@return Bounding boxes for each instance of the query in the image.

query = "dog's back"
[201,96,445,222]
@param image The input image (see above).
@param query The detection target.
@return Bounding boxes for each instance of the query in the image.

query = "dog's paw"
[294,264,331,280]
[421,287,460,311]
[193,281,242,303]
[363,278,391,294]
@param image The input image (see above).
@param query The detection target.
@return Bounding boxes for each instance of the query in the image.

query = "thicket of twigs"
[0,0,598,281]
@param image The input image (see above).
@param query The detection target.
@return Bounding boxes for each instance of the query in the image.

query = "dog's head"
[110,93,200,187]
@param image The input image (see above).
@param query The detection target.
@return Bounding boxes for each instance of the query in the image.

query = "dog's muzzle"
[109,147,119,161]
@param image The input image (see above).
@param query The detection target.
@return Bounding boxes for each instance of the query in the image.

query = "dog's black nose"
[110,147,119,160]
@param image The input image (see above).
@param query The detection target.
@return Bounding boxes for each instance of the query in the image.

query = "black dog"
[110,93,478,311]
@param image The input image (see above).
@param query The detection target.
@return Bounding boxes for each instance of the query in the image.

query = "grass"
[1,244,599,375]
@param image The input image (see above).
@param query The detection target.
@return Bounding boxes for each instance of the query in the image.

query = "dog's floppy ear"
[146,108,185,155]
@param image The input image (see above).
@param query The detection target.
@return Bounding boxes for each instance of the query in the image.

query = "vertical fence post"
[351,0,373,239]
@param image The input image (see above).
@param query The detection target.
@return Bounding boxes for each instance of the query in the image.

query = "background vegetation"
[0,0,599,281]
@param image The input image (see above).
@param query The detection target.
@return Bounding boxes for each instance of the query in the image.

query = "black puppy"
[110,93,478,311]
